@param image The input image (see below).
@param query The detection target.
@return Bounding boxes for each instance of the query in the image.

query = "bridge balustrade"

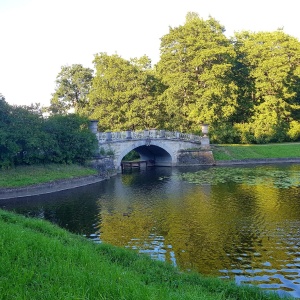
[97,130,202,144]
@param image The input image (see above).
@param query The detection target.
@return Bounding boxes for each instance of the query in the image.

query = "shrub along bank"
[0,209,290,300]
[0,97,97,168]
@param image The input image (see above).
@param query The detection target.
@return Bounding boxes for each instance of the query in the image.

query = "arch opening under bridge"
[117,141,174,169]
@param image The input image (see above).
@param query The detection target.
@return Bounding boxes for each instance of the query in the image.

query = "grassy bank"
[213,143,300,161]
[0,164,97,188]
[2,144,299,189]
[0,209,290,300]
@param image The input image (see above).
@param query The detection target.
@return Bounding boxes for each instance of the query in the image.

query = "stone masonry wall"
[87,156,116,178]
[177,150,215,165]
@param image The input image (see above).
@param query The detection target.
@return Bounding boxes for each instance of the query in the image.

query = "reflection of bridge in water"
[89,122,211,172]
[120,160,154,172]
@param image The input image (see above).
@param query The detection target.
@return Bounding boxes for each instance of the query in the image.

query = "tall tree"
[50,64,94,115]
[88,53,165,131]
[233,30,300,142]
[156,13,238,134]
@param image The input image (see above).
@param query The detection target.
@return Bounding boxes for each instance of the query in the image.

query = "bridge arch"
[93,128,211,171]
[116,140,175,168]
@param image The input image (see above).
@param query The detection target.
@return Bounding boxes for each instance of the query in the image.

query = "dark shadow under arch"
[121,145,172,167]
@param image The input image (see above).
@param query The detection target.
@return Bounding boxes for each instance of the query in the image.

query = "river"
[1,164,300,298]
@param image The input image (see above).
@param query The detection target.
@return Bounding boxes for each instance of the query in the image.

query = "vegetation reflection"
[95,166,300,295]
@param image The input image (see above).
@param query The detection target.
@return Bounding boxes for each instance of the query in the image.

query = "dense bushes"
[0,97,97,168]
[44,114,97,164]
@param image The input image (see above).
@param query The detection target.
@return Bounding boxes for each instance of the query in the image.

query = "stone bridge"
[89,122,210,171]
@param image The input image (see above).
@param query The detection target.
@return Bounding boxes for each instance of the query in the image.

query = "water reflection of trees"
[96,174,300,282]
[3,166,300,296]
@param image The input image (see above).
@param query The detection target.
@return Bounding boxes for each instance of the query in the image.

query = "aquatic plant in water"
[179,166,300,188]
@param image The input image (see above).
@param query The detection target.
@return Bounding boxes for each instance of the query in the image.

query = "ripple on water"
[4,165,300,298]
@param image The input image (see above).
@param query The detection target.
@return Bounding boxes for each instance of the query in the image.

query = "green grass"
[0,164,97,188]
[213,143,300,161]
[0,209,290,300]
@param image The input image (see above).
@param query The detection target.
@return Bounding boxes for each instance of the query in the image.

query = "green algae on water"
[179,166,300,189]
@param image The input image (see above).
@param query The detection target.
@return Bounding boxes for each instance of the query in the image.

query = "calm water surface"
[1,164,300,298]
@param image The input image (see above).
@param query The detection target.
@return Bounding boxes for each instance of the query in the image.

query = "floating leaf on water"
[178,166,300,189]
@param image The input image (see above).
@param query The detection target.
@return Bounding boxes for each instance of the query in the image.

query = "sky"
[1,0,300,107]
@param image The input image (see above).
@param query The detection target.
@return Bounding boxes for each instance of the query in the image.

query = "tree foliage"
[156,13,238,133]
[0,95,16,167]
[44,114,97,164]
[88,53,165,131]
[233,30,300,143]
[49,64,94,115]
[45,13,300,144]
[0,96,97,168]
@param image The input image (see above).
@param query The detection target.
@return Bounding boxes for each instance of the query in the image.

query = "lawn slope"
[0,164,97,188]
[0,210,289,300]
[213,143,300,161]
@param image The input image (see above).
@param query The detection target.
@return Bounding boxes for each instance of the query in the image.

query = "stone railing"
[97,129,203,144]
